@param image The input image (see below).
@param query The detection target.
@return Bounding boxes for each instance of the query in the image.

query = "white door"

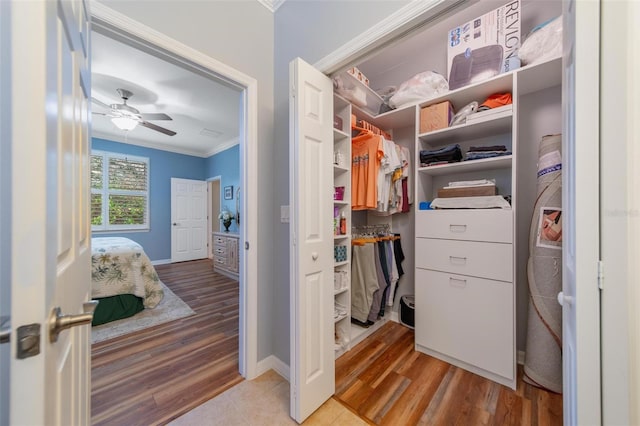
[289,57,335,423]
[8,0,93,424]
[561,0,602,424]
[171,178,207,262]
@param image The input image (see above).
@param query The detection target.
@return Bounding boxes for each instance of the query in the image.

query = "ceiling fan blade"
[91,97,111,109]
[139,120,176,136]
[140,113,172,121]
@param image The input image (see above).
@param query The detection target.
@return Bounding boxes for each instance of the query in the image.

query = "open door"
[289,57,335,422]
[8,0,93,424]
[560,0,602,424]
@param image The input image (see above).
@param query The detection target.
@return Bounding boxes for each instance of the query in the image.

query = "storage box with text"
[447,1,521,90]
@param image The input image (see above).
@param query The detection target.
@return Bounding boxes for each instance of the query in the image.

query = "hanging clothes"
[350,241,380,324]
[352,132,383,211]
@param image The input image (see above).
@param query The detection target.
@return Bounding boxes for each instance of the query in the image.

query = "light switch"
[281,205,290,223]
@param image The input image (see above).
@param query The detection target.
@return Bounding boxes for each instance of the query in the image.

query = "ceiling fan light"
[111,116,138,131]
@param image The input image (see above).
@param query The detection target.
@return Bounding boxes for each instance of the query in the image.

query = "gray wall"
[273,0,410,364]
[99,0,277,362]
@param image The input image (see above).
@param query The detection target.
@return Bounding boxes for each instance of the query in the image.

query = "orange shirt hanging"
[352,132,383,210]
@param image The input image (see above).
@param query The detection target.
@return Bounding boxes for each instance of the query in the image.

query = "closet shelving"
[333,94,353,358]
[412,55,562,390]
[335,52,561,388]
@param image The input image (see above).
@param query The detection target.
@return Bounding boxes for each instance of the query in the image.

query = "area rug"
[91,282,195,344]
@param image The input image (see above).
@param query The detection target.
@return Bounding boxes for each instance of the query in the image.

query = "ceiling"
[91,31,242,158]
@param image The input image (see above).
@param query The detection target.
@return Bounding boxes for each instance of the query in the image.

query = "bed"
[91,237,164,326]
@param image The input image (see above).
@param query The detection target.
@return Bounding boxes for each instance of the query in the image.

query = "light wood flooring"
[91,259,243,426]
[92,259,562,425]
[335,321,563,425]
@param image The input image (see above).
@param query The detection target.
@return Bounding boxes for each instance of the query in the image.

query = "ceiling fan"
[92,88,177,136]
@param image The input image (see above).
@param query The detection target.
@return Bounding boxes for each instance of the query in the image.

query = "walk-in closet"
[290,0,564,421]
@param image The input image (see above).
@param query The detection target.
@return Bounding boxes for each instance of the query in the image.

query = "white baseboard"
[389,310,399,323]
[255,355,290,382]
[151,258,172,266]
[518,350,525,365]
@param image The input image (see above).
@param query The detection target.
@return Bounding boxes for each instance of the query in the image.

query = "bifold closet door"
[289,57,335,423]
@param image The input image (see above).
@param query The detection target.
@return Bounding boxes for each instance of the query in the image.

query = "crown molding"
[92,130,210,158]
[256,0,286,13]
[313,0,465,74]
[205,137,240,157]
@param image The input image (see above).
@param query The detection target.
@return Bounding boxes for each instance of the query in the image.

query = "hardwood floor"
[335,321,563,426]
[91,259,243,426]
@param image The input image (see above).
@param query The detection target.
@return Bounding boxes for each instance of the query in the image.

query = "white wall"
[0,2,11,424]
[273,0,411,365]
[98,0,277,361]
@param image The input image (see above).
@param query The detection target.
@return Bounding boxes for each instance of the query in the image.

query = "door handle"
[311,252,318,261]
[0,315,10,344]
[173,222,179,226]
[49,300,99,343]
[557,291,573,307]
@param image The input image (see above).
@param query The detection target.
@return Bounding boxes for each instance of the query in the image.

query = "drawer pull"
[449,256,467,264]
[449,224,467,233]
[449,277,467,288]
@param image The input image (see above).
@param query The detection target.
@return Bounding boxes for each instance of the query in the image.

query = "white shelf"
[516,56,562,95]
[334,260,349,267]
[335,286,349,296]
[334,165,349,175]
[334,234,350,241]
[334,313,349,324]
[418,155,512,176]
[333,200,349,206]
[334,128,350,141]
[418,113,512,146]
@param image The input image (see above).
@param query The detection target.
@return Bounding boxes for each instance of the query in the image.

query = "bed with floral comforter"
[91,237,164,310]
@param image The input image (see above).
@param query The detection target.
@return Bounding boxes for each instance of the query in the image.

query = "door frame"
[91,3,259,379]
[207,176,222,258]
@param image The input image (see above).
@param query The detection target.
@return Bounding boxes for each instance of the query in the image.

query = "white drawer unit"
[415,269,514,381]
[415,238,513,282]
[415,209,513,243]
[212,232,239,279]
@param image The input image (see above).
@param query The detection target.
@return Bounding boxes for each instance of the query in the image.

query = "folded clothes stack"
[464,144,512,161]
[420,143,462,166]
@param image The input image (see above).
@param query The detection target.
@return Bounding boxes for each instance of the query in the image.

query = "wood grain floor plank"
[335,321,564,426]
[91,259,242,426]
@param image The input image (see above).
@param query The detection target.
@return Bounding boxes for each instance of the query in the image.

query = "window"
[91,150,150,231]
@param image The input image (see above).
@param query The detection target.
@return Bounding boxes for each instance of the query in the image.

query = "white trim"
[313,0,465,74]
[255,0,286,14]
[256,355,290,382]
[92,130,209,158]
[204,137,239,157]
[150,259,172,266]
[91,2,259,381]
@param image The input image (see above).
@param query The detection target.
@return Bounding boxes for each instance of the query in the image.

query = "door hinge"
[291,84,296,98]
[597,260,604,290]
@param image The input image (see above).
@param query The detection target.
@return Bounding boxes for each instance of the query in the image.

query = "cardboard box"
[447,1,521,90]
[437,185,497,198]
[420,101,455,133]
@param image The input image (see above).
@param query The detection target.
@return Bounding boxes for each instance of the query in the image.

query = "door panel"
[561,0,602,424]
[171,178,207,262]
[10,0,92,424]
[289,57,334,423]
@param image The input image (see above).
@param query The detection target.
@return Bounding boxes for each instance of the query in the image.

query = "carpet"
[91,282,195,344]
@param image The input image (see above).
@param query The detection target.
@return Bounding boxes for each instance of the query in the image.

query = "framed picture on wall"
[224,185,233,200]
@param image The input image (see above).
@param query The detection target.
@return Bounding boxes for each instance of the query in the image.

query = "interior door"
[171,177,207,262]
[8,0,93,424]
[289,57,335,423]
[561,0,602,424]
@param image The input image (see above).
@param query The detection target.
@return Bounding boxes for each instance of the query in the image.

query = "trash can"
[399,295,415,329]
